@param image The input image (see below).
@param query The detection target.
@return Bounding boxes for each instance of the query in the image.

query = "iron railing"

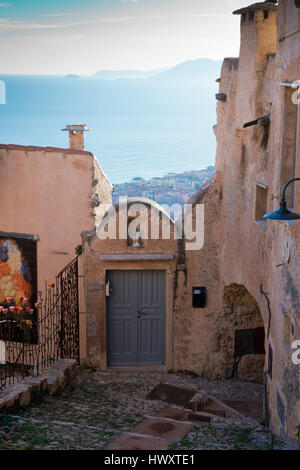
[0,257,80,391]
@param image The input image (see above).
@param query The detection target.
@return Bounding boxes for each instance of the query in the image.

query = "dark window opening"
[249,11,254,21]
[234,327,265,358]
[255,183,268,223]
[263,10,269,19]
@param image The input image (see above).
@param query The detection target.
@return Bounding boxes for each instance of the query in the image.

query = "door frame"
[106,270,166,366]
[102,261,174,371]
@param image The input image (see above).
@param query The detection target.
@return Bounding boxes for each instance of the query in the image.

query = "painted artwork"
[0,235,37,307]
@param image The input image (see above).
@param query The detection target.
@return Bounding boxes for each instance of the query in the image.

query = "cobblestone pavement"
[0,368,291,450]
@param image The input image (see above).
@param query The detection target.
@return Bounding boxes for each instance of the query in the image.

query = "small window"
[255,183,268,223]
[263,10,269,20]
[281,87,298,209]
[249,11,254,21]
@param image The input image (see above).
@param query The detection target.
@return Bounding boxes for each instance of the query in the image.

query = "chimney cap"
[233,1,277,15]
[61,124,91,132]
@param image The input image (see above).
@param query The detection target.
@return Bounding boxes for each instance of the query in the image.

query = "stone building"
[179,0,299,441]
[0,126,113,357]
[82,1,299,443]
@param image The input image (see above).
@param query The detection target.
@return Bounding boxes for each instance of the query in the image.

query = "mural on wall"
[0,236,37,304]
[0,239,33,302]
[0,235,37,342]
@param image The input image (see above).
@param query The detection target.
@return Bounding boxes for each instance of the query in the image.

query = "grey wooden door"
[107,270,166,366]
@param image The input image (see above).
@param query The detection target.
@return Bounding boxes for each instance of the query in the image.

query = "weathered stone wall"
[221,284,265,383]
[202,1,300,441]
[91,157,113,225]
[173,177,224,377]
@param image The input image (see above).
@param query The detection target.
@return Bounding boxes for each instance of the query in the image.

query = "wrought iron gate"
[0,256,80,391]
[58,256,80,362]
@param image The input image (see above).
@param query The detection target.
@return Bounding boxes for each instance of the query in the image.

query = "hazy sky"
[0,0,248,75]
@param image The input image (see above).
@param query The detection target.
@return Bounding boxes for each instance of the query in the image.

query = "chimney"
[61,124,90,151]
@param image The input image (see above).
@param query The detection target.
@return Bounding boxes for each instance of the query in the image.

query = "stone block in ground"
[222,399,263,419]
[188,392,242,418]
[156,408,190,421]
[186,413,212,424]
[147,383,195,407]
[105,434,170,451]
[155,407,211,425]
[132,418,192,441]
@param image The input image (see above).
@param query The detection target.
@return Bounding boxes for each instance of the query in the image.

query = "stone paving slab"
[105,434,171,451]
[156,408,190,421]
[131,417,192,441]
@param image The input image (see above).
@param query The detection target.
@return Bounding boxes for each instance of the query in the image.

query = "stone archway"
[221,284,265,383]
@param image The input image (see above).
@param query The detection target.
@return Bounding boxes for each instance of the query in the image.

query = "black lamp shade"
[264,200,300,221]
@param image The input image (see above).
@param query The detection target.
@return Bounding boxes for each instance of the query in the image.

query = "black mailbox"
[192,287,206,308]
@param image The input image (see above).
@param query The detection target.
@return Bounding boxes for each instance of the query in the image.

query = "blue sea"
[0,75,218,184]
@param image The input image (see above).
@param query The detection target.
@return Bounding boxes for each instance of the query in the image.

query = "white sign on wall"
[0,340,5,364]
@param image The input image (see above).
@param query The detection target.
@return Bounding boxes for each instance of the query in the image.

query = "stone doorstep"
[0,359,78,414]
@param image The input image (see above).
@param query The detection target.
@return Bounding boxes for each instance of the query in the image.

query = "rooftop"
[0,144,92,156]
[233,1,277,15]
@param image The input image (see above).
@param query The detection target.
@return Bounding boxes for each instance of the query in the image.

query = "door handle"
[137,310,144,318]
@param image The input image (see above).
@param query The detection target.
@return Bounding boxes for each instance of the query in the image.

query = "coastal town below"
[112,166,215,207]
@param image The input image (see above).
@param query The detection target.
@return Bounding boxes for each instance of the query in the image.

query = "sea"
[0,74,218,184]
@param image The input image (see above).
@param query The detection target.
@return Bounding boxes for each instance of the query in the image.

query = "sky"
[0,0,249,75]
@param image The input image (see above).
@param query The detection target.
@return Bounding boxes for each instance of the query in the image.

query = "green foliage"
[75,245,83,256]
[178,369,199,378]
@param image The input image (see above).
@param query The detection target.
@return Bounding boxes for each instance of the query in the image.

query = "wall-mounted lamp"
[264,178,300,220]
